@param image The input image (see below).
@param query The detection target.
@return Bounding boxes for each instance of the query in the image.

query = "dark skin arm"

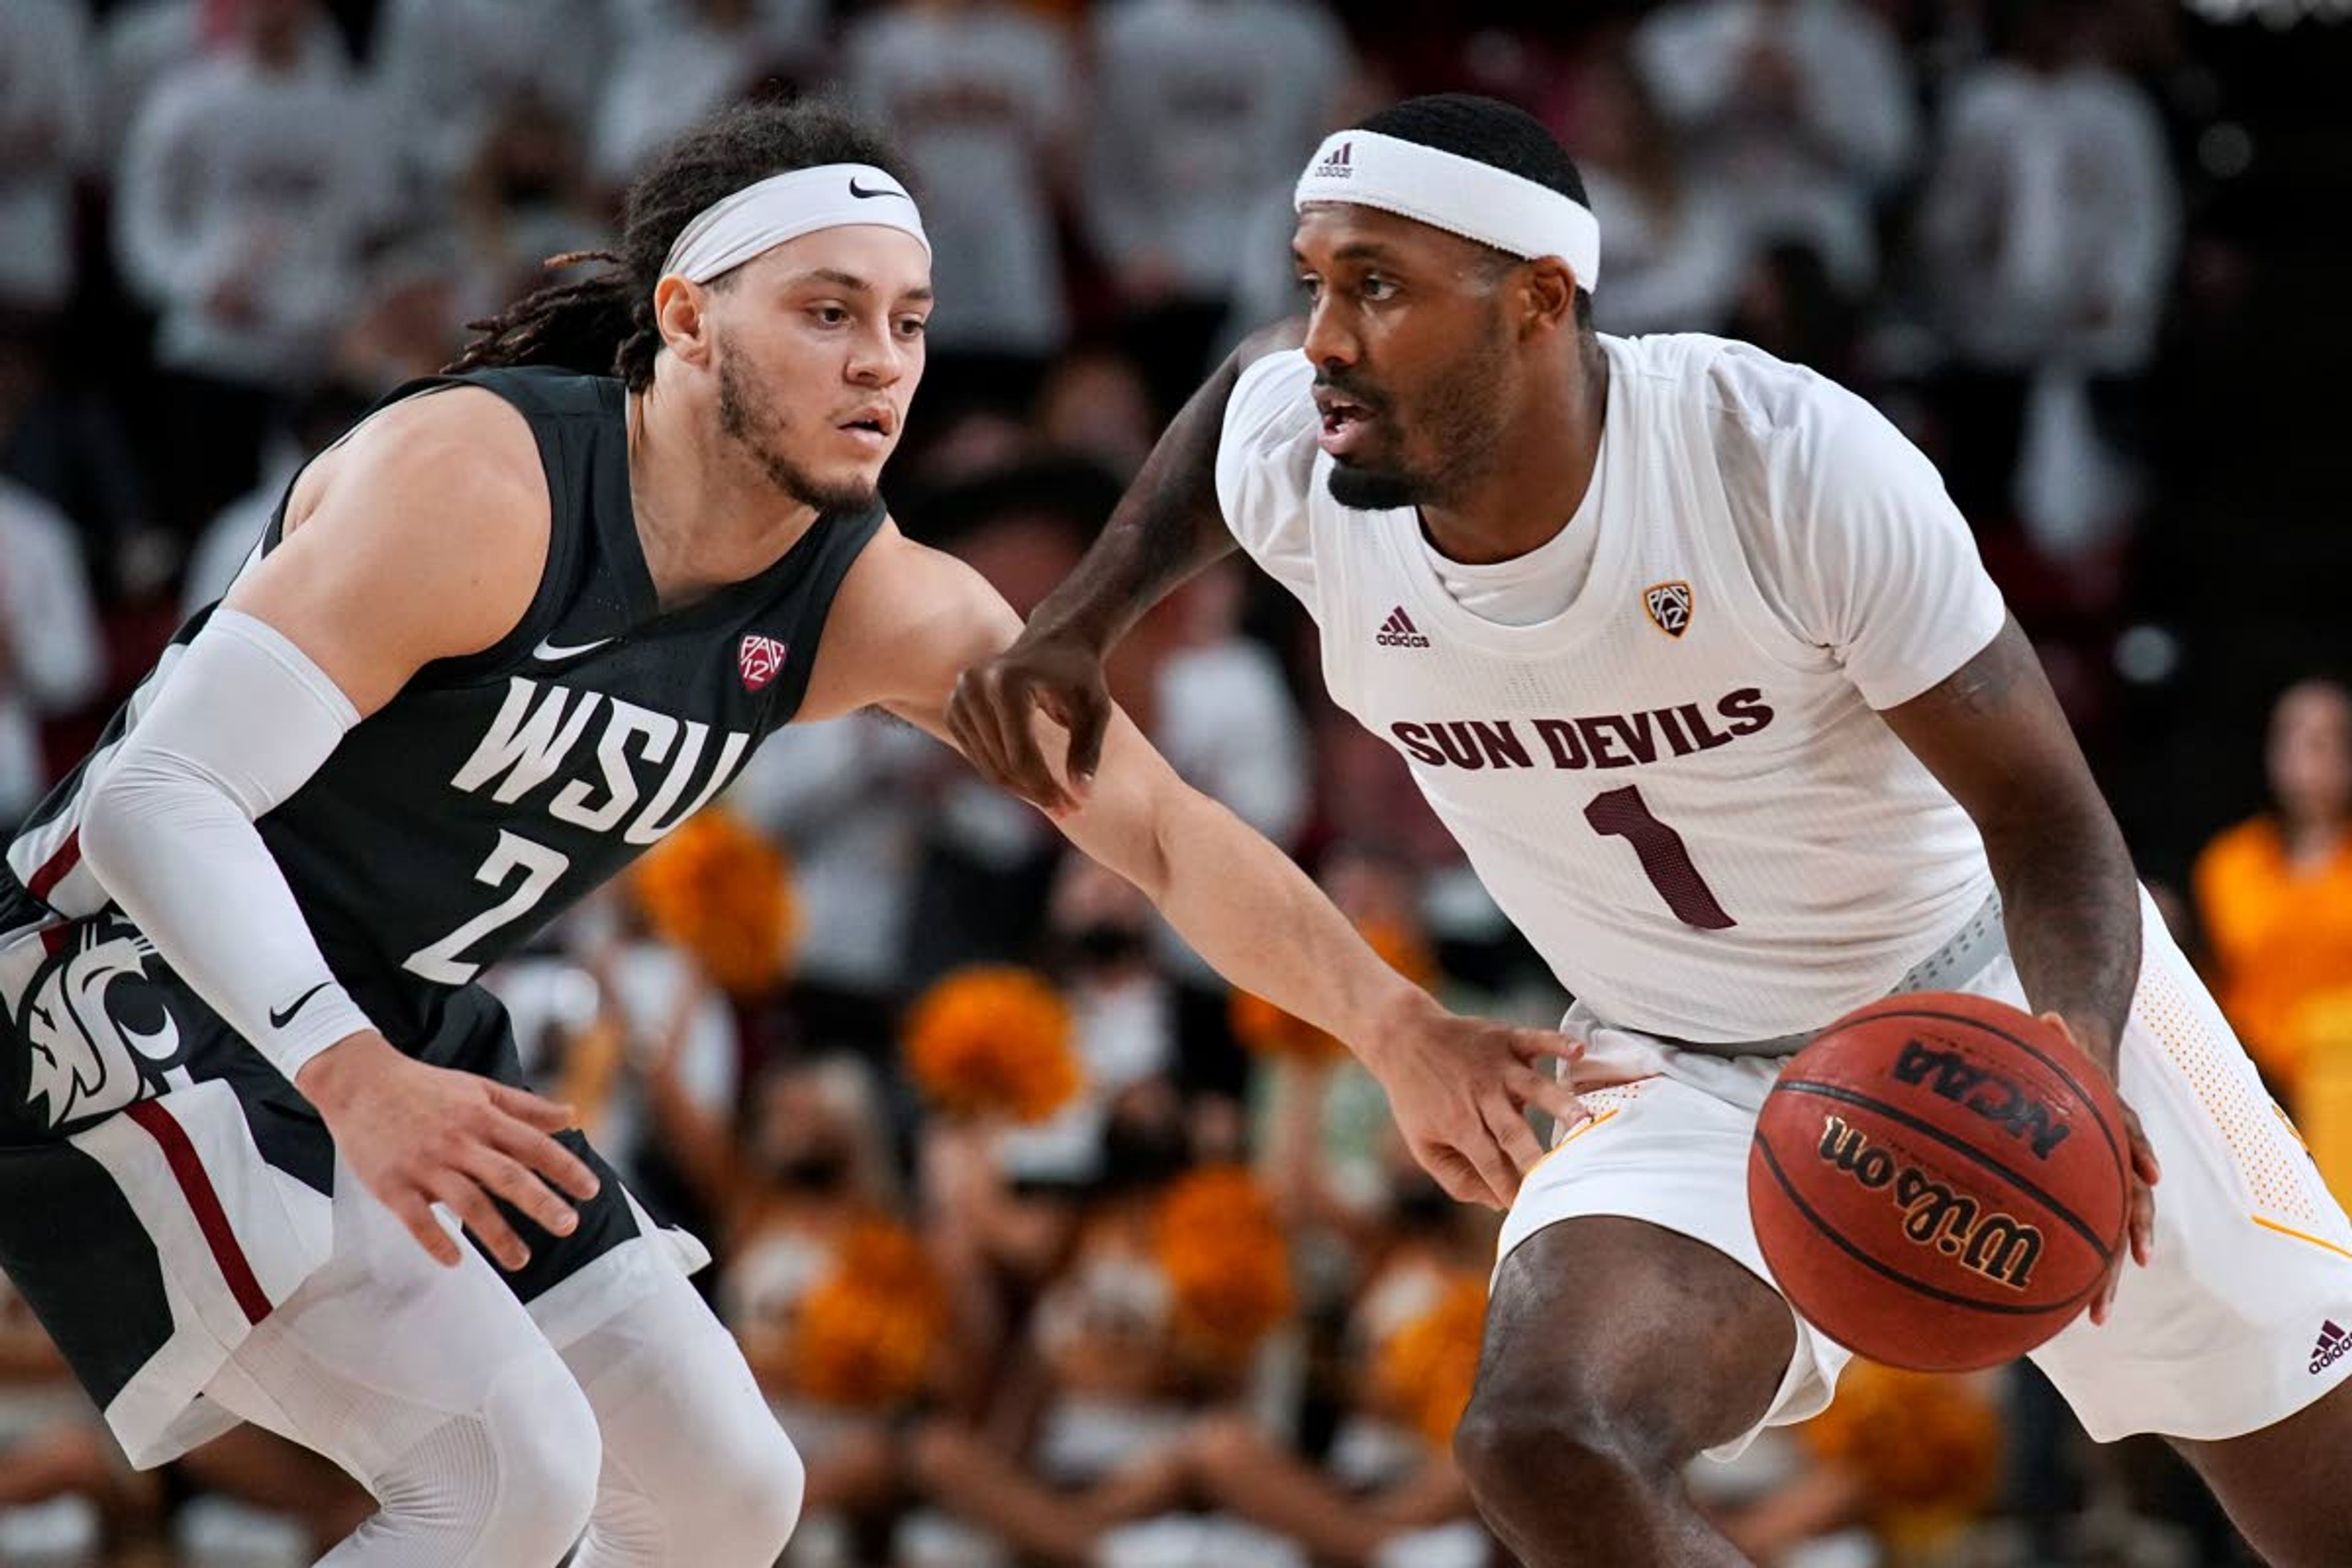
[1880,614,2160,1320]
[947,318,1305,810]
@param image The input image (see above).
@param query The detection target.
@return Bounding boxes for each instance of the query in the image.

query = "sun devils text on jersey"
[1217,333,2007,1045]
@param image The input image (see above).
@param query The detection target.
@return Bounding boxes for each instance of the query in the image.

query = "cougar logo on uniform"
[1643,581,1694,639]
[17,919,184,1127]
[739,635,788,692]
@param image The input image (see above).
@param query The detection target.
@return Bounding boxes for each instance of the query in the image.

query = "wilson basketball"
[1747,993,2130,1371]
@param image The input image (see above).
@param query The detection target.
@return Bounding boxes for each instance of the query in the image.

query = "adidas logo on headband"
[1293,127,1600,287]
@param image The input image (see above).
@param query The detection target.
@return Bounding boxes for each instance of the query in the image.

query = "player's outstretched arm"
[77,388,601,1270]
[946,318,1305,813]
[1880,613,2159,1317]
[818,532,1584,1210]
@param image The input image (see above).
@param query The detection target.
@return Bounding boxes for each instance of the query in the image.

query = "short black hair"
[1353,93,1594,324]
[1358,94,1591,208]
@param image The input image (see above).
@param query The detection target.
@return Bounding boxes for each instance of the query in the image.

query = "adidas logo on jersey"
[1375,607,1430,649]
[2312,1319,2350,1374]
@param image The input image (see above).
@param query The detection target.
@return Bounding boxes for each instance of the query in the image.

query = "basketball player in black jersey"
[0,102,1578,1566]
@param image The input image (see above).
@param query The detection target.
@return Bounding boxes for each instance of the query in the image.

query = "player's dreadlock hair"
[1354,94,1596,332]
[449,99,913,390]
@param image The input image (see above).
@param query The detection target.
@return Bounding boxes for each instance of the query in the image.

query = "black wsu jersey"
[2,365,884,1121]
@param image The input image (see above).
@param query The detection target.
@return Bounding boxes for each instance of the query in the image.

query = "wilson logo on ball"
[1817,1116,2045,1291]
[1891,1039,2073,1159]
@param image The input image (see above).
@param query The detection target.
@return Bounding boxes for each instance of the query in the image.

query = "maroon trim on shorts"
[28,829,79,900]
[126,1099,273,1325]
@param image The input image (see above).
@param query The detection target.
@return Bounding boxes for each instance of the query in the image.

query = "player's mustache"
[1313,374,1387,413]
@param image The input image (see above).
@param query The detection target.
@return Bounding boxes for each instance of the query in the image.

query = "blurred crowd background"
[4,0,2352,1564]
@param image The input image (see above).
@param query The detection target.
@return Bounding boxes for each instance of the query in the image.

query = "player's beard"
[717,350,883,516]
[1325,317,1513,513]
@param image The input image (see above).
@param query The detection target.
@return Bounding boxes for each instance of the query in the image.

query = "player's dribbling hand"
[946,631,1112,816]
[2042,1012,2162,1325]
[1362,993,1590,1210]
[296,1032,603,1271]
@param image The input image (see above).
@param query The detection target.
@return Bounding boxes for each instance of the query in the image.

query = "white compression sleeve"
[78,608,378,1082]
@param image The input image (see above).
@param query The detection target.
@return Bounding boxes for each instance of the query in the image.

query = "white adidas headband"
[1294,129,1600,288]
[660,163,929,285]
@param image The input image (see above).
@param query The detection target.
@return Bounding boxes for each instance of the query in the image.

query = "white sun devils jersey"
[1218,334,2006,1044]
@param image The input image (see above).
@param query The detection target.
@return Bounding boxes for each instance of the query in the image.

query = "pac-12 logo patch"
[1643,581,1693,639]
[738,635,788,692]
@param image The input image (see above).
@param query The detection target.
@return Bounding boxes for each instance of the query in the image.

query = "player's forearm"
[1984,806,2141,1070]
[1133,790,1436,1063]
[1027,358,1246,654]
[77,612,375,1084]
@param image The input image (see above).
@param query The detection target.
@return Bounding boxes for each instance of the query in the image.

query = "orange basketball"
[1747,993,2130,1371]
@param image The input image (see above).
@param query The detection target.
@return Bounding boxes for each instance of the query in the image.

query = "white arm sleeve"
[77,609,379,1082]
[1213,350,1324,617]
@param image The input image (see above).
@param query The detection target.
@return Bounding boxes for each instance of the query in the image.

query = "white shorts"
[1496,889,2352,1458]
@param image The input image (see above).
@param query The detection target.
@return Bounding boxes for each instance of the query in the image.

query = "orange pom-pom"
[1371,1272,1487,1448]
[1231,918,1438,1063]
[628,809,796,996]
[1155,1165,1294,1365]
[791,1219,952,1408]
[903,966,1084,1124]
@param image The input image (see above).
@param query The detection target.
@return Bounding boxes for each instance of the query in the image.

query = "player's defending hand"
[1363,993,1590,1210]
[946,627,1111,816]
[296,1032,603,1270]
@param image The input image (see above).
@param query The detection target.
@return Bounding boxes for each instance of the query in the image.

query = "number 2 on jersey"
[1584,785,1736,930]
[402,831,571,985]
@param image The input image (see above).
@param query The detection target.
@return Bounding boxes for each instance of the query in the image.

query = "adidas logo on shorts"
[2312,1319,2350,1375]
[1375,606,1430,649]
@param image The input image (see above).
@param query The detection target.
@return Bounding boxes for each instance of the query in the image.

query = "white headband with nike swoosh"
[660,163,930,284]
[1294,129,1600,288]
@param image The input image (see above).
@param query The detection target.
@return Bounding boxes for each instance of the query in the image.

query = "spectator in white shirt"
[1085,0,1352,410]
[590,0,827,191]
[843,0,1076,363]
[1558,43,1749,338]
[370,0,605,203]
[92,0,348,178]
[1915,0,2179,556]
[0,478,104,826]
[1632,0,1917,293]
[113,0,389,537]
[0,1,91,323]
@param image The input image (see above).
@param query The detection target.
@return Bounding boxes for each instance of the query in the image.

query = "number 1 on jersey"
[1584,785,1736,930]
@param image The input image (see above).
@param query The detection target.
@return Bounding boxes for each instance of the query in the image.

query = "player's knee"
[478,1350,604,1558]
[698,1413,806,1559]
[1454,1372,1679,1510]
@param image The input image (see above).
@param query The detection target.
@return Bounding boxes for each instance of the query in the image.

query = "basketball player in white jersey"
[0,102,1578,1566]
[948,94,2352,1565]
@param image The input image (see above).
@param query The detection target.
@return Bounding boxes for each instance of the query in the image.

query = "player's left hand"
[1360,993,1590,1211]
[2043,1012,2162,1325]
